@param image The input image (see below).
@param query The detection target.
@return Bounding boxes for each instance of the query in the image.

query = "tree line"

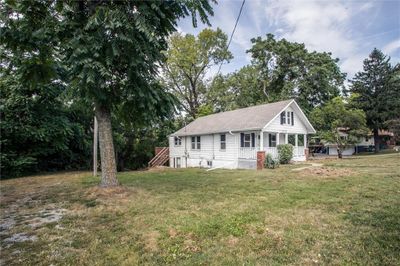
[1,1,399,182]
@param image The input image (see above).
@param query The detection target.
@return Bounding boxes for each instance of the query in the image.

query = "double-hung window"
[269,133,277,147]
[280,111,294,126]
[191,136,201,150]
[240,133,255,148]
[220,134,226,150]
[174,136,181,146]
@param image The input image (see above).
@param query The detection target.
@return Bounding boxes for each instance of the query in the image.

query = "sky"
[177,0,400,80]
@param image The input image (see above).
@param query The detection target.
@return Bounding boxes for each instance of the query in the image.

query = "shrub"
[264,153,279,169]
[277,144,294,164]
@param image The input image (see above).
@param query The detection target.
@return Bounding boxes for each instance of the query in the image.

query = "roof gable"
[172,99,315,136]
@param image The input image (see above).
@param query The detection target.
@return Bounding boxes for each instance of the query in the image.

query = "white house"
[169,99,316,169]
[325,130,395,156]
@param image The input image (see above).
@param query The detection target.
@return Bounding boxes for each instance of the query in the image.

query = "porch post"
[260,131,264,151]
[304,134,307,148]
[277,132,280,145]
[295,134,298,157]
[285,133,288,144]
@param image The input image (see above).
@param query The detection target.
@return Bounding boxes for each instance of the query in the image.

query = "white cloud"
[360,1,375,11]
[265,0,355,58]
[383,38,400,54]
[259,0,388,79]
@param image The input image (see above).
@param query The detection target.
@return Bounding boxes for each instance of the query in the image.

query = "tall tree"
[310,97,368,158]
[207,66,265,112]
[1,0,215,186]
[247,34,345,113]
[162,28,232,118]
[349,48,399,152]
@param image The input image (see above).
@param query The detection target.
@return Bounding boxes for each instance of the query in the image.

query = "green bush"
[277,144,294,164]
[264,153,279,169]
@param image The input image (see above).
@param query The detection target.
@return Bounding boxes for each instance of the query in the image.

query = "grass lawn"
[1,154,399,265]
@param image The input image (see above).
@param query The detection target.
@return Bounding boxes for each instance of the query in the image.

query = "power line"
[216,0,246,76]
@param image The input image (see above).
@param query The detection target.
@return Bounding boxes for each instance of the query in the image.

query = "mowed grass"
[1,154,399,265]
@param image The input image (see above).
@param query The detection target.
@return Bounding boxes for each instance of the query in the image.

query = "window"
[280,111,286,124]
[191,136,201,150]
[175,157,181,168]
[269,133,277,147]
[240,133,255,148]
[288,134,296,145]
[220,134,226,150]
[298,134,305,146]
[174,136,181,146]
[291,112,294,126]
[244,133,251,147]
[281,111,294,125]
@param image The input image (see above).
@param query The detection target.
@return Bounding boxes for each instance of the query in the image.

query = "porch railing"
[238,146,305,160]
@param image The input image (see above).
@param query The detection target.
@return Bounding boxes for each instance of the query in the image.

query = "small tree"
[310,97,368,158]
[277,144,294,164]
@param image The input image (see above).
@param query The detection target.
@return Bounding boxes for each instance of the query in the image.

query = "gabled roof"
[172,99,316,136]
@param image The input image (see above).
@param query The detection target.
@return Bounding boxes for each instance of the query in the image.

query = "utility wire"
[216,0,246,77]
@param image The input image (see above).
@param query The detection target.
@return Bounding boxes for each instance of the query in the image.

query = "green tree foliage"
[0,74,92,178]
[310,97,368,158]
[207,66,263,112]
[162,28,232,118]
[349,48,400,152]
[1,0,215,185]
[214,34,345,113]
[0,1,91,178]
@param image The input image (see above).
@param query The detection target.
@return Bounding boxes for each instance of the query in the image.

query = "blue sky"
[177,0,400,79]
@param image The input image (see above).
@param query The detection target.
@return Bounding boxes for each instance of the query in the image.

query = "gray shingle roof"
[172,99,294,136]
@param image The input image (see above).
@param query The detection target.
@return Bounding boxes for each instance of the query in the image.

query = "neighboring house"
[169,99,316,169]
[325,130,396,156]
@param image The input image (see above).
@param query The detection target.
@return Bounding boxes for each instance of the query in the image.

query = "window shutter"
[280,112,284,124]
[251,133,255,147]
[240,133,244,147]
[291,112,294,125]
[268,134,272,147]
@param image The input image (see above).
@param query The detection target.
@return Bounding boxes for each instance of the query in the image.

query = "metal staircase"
[148,147,169,167]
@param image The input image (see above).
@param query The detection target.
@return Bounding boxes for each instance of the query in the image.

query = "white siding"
[264,106,308,134]
[169,104,312,169]
[328,146,355,156]
[169,133,240,169]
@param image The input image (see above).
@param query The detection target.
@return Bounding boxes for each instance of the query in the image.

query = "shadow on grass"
[345,204,400,263]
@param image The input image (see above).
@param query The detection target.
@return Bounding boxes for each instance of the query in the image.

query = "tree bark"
[95,104,119,187]
[337,148,343,159]
[373,128,380,153]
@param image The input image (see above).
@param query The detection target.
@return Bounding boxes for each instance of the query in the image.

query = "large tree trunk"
[95,105,119,187]
[373,128,380,153]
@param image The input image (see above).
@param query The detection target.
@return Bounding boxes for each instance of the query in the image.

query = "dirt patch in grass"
[168,228,178,238]
[147,166,171,172]
[143,231,161,252]
[85,186,131,198]
[226,235,239,247]
[298,167,355,178]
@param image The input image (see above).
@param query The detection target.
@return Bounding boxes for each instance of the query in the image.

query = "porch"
[238,131,307,161]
